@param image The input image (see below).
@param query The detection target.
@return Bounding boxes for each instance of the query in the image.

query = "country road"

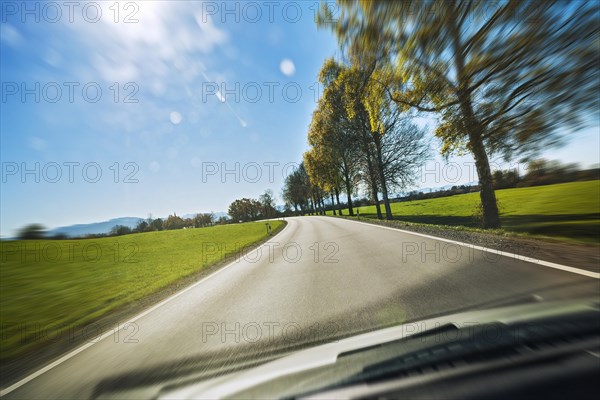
[2,216,598,399]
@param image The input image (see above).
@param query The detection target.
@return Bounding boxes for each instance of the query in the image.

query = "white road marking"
[339,217,600,279]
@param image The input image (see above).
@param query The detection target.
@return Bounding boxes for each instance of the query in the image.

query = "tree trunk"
[470,133,501,228]
[346,184,354,216]
[335,188,343,215]
[371,184,382,219]
[330,193,337,215]
[342,159,355,216]
[373,134,393,220]
[450,13,501,229]
[316,193,322,215]
[318,192,325,215]
[381,183,392,220]
[360,130,382,219]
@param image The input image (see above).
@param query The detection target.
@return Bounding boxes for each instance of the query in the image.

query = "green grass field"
[0,220,284,360]
[329,181,600,242]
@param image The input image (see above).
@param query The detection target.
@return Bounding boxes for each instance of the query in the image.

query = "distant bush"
[109,225,132,236]
[17,224,46,240]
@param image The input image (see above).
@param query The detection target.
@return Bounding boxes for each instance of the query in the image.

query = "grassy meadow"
[329,181,600,243]
[0,220,284,360]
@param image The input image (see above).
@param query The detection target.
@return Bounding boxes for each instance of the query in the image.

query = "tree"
[17,224,46,240]
[492,168,520,189]
[150,218,163,231]
[110,225,132,236]
[193,213,214,228]
[164,214,185,230]
[309,59,429,220]
[258,190,278,218]
[321,1,599,228]
[304,148,343,215]
[282,163,312,214]
[376,119,430,206]
[334,64,384,219]
[337,65,430,219]
[308,59,367,217]
[135,220,149,233]
[228,198,262,222]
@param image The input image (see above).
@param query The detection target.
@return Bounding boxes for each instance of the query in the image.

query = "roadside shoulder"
[330,216,600,274]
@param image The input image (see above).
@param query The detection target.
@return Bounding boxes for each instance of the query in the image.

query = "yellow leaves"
[303,147,339,192]
[333,64,402,135]
[434,122,468,156]
[319,58,343,87]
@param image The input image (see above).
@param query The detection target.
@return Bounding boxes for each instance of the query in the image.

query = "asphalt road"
[2,216,598,399]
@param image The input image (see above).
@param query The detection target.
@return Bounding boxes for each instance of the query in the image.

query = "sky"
[1,1,598,237]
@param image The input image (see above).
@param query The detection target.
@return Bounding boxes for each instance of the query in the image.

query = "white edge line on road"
[0,221,291,397]
[338,217,600,280]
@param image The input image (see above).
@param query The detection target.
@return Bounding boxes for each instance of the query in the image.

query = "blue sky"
[1,1,598,237]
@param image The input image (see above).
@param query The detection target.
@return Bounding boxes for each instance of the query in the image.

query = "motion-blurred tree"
[17,224,46,240]
[320,0,599,228]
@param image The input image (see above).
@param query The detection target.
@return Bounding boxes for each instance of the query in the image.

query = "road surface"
[2,216,598,399]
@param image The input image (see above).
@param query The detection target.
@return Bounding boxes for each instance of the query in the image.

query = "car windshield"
[1,1,599,399]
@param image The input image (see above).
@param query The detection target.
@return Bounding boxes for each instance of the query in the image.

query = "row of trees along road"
[301,59,430,220]
[309,0,599,228]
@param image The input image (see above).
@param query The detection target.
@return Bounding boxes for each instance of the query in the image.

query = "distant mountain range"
[47,217,144,238]
[46,212,229,238]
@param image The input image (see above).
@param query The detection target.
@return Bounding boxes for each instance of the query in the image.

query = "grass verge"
[328,181,600,244]
[0,220,285,362]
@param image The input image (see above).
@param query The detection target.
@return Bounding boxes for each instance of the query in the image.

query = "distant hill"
[46,212,230,238]
[47,217,143,238]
